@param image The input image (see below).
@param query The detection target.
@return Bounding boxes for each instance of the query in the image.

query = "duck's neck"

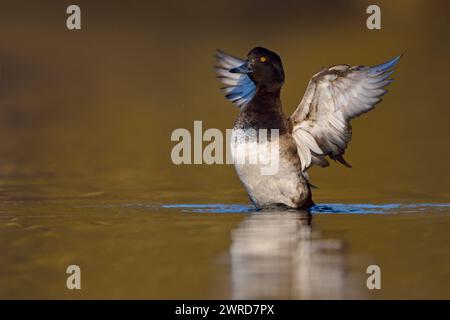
[238,88,289,133]
[246,88,282,114]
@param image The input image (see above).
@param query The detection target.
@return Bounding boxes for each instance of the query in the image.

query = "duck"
[215,47,400,209]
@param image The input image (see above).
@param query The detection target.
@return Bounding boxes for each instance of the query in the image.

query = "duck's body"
[216,47,400,209]
[231,89,313,209]
[231,131,312,208]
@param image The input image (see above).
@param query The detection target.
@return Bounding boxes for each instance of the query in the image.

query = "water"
[1,191,449,299]
[0,0,449,300]
[162,203,450,214]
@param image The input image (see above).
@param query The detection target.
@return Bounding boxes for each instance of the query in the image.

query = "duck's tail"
[302,171,318,189]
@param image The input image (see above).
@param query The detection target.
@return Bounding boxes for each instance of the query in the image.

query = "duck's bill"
[230,63,253,74]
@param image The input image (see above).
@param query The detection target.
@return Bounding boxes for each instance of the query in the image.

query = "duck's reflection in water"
[230,210,357,299]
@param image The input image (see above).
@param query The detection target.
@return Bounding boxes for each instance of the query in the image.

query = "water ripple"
[161,203,254,213]
[161,203,450,214]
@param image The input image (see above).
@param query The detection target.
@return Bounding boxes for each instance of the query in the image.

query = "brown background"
[0,0,448,203]
[0,0,449,300]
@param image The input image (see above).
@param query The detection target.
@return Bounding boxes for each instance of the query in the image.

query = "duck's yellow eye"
[260,57,266,62]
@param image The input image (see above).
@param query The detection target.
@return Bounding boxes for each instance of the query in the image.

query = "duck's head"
[230,47,285,92]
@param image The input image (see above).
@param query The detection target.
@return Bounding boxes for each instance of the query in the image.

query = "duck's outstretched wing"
[214,50,256,108]
[289,55,401,172]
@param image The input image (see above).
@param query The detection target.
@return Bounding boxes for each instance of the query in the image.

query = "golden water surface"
[0,1,449,299]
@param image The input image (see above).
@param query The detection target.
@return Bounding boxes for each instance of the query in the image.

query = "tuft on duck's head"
[230,47,285,92]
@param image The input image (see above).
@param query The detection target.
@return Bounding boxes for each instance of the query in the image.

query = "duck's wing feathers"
[289,55,401,171]
[214,50,256,108]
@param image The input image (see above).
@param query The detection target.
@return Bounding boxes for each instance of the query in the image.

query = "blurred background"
[0,0,449,299]
[0,0,448,203]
